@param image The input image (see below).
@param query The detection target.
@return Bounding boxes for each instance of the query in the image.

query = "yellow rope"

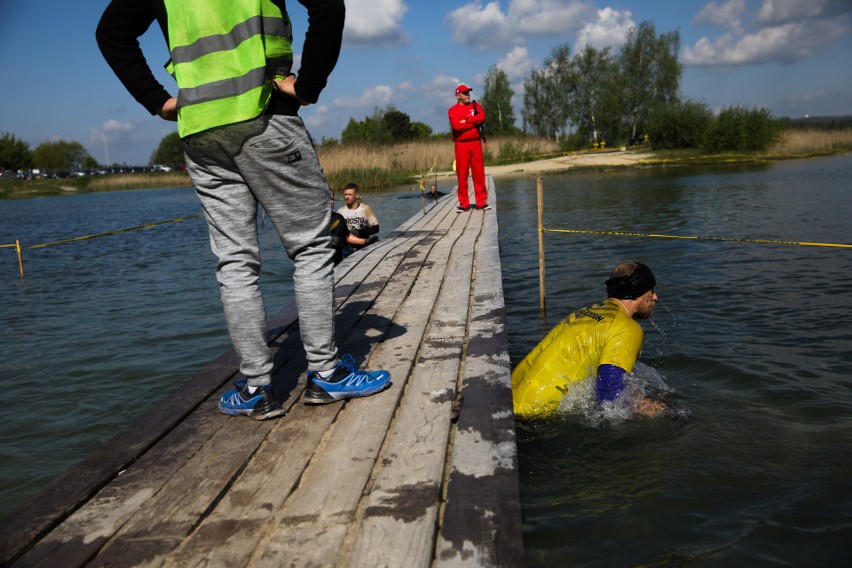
[540,227,852,249]
[9,214,203,250]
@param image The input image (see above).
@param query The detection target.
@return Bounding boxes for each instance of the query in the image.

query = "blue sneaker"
[304,354,391,405]
[218,383,286,420]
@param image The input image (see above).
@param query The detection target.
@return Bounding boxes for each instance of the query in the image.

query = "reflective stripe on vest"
[164,0,293,137]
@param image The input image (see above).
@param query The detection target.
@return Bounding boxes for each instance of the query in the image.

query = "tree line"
[336,21,791,153]
[6,19,851,174]
[0,131,185,175]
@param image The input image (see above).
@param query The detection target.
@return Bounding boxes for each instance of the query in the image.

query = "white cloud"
[333,85,395,109]
[498,46,537,82]
[575,7,635,51]
[447,0,595,49]
[755,0,851,26]
[695,0,747,32]
[103,120,136,134]
[684,1,852,67]
[88,120,137,145]
[344,0,409,48]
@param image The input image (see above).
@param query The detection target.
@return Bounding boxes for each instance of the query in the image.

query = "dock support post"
[537,177,545,314]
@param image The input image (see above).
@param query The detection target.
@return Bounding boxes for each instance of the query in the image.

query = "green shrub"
[702,105,780,152]
[648,99,712,149]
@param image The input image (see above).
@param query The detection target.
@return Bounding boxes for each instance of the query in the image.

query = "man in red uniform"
[448,84,489,212]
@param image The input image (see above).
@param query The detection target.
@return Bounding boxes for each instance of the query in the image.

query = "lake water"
[2,155,851,566]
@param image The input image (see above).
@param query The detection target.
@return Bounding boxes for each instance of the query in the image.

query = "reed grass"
[767,128,852,155]
[86,172,192,191]
[318,136,560,189]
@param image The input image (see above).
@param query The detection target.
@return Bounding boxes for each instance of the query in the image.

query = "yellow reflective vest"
[164,0,293,137]
[512,299,643,418]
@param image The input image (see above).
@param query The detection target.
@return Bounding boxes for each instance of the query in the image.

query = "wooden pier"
[0,176,523,567]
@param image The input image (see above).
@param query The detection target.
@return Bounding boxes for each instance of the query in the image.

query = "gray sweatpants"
[183,114,338,387]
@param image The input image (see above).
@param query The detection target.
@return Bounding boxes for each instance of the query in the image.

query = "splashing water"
[555,362,678,427]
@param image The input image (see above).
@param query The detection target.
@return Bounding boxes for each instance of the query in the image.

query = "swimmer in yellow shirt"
[512,262,667,419]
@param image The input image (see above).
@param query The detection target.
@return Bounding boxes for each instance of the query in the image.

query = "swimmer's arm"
[597,363,667,417]
[596,364,625,403]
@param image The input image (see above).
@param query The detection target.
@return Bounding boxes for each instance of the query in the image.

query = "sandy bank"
[485,149,655,178]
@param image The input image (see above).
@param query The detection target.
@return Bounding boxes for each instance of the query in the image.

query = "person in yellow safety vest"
[512,262,667,419]
[97,0,390,420]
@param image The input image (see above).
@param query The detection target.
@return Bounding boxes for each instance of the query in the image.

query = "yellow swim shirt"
[511,299,643,418]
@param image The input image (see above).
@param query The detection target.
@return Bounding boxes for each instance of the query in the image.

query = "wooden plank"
[437,180,524,568]
[0,348,241,566]
[12,397,228,568]
[346,204,482,567]
[255,207,475,567]
[143,203,460,567]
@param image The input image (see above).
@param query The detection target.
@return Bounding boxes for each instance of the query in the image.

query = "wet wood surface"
[0,176,523,568]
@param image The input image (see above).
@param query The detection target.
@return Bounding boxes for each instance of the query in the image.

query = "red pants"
[454,139,487,208]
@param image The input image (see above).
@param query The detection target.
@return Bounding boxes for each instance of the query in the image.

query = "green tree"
[32,140,90,172]
[568,44,621,146]
[0,132,33,171]
[409,121,433,139]
[522,44,573,140]
[648,99,712,149]
[151,131,185,167]
[619,21,682,144]
[342,108,391,144]
[82,156,100,169]
[480,65,517,135]
[341,106,422,144]
[383,108,414,141]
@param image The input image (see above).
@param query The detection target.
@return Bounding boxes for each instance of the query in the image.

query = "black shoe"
[455,205,469,213]
[477,203,492,210]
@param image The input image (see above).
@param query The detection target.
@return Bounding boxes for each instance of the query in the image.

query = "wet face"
[633,288,658,319]
[430,185,437,194]
[343,188,358,207]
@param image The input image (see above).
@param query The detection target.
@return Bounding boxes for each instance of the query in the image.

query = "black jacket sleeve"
[96,0,171,116]
[294,0,345,104]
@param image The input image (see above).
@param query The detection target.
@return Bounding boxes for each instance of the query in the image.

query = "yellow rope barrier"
[3,214,204,278]
[25,214,203,249]
[541,227,852,249]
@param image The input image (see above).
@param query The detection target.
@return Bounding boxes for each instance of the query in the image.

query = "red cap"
[455,84,472,95]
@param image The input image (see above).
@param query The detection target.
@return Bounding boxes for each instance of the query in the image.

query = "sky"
[1,0,851,166]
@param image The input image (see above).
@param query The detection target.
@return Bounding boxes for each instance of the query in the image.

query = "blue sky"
[1,0,850,166]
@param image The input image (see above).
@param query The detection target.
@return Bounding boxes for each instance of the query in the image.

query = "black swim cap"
[605,263,656,300]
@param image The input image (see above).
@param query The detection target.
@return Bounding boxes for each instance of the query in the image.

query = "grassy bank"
[0,172,192,200]
[2,130,849,200]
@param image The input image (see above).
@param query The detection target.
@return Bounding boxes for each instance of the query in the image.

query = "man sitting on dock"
[512,262,667,419]
[337,182,380,251]
[327,189,375,264]
[97,0,390,420]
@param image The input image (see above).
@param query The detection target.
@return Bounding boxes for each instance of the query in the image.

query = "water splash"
[554,362,681,427]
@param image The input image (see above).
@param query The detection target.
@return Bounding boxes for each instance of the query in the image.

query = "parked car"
[152,164,172,172]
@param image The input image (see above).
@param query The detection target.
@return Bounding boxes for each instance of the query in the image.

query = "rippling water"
[498,154,852,566]
[0,185,421,515]
[2,157,851,566]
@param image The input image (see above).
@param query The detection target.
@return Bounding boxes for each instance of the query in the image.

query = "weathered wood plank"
[347,204,482,567]
[437,182,524,568]
[12,397,227,568]
[0,348,241,566]
[144,201,460,567]
[255,206,474,567]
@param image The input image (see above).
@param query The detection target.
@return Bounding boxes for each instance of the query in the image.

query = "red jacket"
[448,101,486,142]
